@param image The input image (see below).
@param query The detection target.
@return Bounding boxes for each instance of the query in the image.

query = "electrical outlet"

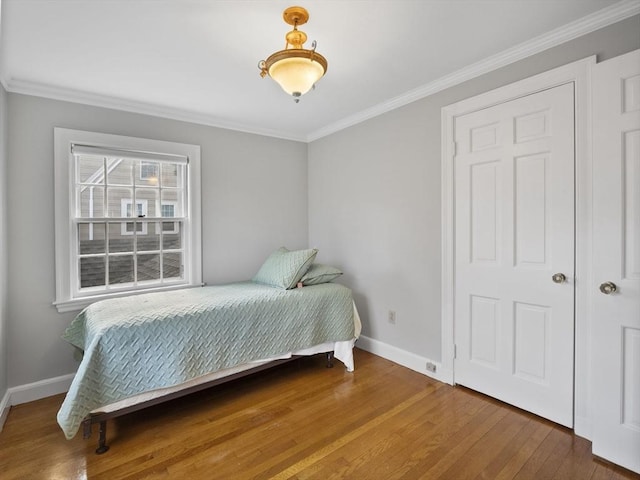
[388,310,396,325]
[426,362,436,373]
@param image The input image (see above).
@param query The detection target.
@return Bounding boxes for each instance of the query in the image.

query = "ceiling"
[0,0,635,141]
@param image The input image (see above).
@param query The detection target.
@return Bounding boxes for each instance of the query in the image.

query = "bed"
[57,249,359,453]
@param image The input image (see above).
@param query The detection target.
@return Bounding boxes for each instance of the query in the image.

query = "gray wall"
[6,95,308,387]
[308,15,640,362]
[0,82,7,402]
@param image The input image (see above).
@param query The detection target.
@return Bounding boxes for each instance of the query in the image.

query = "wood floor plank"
[486,417,552,480]
[244,375,424,478]
[269,389,434,480]
[341,386,482,480]
[512,426,570,479]
[1,349,638,480]
[437,407,531,479]
[308,402,445,480]
[552,432,597,480]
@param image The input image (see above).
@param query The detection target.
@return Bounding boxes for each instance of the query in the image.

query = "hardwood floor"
[0,348,638,480]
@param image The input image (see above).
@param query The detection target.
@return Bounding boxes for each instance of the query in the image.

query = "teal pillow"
[252,247,318,289]
[301,264,343,286]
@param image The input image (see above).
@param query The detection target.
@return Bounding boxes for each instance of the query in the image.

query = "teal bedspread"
[57,281,354,439]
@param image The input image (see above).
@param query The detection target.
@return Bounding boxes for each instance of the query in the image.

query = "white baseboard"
[356,335,449,384]
[0,389,10,432]
[7,373,75,406]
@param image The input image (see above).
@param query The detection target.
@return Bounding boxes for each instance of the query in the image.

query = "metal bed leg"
[82,419,92,440]
[96,421,110,454]
[326,351,334,368]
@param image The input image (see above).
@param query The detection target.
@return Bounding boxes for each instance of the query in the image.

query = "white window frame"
[54,128,202,313]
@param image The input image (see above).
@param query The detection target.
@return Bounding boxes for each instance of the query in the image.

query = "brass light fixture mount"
[259,6,328,103]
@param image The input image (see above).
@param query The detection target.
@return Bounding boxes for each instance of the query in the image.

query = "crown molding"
[4,78,307,142]
[306,0,640,142]
[2,1,638,143]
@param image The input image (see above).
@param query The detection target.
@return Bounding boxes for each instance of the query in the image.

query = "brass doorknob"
[599,282,617,295]
[552,273,566,284]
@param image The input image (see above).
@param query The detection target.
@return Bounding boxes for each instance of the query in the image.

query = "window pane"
[163,222,182,249]
[107,188,133,217]
[80,256,105,288]
[136,188,159,217]
[76,156,104,184]
[107,158,134,186]
[78,186,105,218]
[108,223,134,253]
[163,252,182,280]
[78,223,105,254]
[162,221,178,234]
[109,255,134,285]
[138,254,160,281]
[161,190,182,216]
[161,204,174,217]
[139,162,160,186]
[121,221,140,234]
[138,222,160,252]
[161,163,180,188]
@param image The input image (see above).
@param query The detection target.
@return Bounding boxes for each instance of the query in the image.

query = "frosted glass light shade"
[268,56,326,96]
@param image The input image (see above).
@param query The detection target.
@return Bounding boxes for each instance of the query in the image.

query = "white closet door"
[592,49,640,474]
[454,82,575,427]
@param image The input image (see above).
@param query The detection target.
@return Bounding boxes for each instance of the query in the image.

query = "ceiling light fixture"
[259,6,327,103]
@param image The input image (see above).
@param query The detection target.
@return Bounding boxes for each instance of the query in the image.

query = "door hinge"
[453,344,457,359]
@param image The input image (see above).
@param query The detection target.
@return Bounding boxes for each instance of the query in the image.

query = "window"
[54,128,202,313]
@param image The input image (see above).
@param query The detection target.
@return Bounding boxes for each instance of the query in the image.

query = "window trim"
[54,128,202,313]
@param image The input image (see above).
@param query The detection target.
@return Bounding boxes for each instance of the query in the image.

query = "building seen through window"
[76,156,185,289]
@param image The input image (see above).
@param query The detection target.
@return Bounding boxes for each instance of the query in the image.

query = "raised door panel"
[514,153,549,267]
[470,161,501,264]
[470,295,500,369]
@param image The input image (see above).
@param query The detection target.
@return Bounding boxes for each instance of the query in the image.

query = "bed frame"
[81,352,334,454]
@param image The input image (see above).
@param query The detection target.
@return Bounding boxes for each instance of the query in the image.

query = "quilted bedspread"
[57,281,355,439]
